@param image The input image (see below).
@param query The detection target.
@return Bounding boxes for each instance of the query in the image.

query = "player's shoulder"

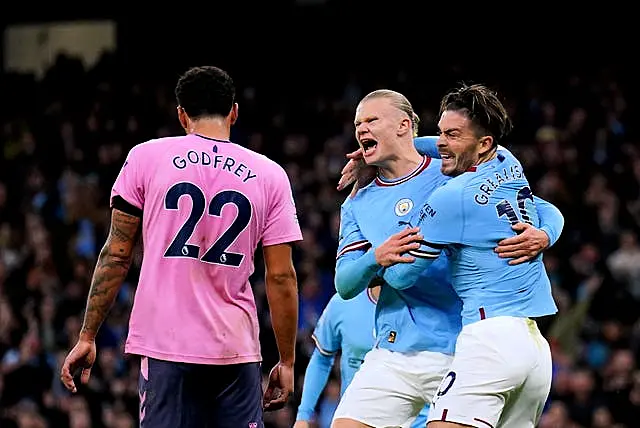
[120,136,182,168]
[340,187,368,214]
[321,293,347,319]
[346,179,381,207]
[326,289,369,312]
[127,135,192,157]
[496,145,523,167]
[130,135,177,150]
[340,189,363,212]
[454,150,521,190]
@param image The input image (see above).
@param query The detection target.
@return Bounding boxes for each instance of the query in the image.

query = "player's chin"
[440,164,456,176]
[362,151,380,166]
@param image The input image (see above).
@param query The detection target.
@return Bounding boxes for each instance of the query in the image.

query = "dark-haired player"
[60,66,302,427]
[382,84,558,428]
[330,88,563,428]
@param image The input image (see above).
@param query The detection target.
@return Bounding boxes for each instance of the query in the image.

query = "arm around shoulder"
[533,196,565,247]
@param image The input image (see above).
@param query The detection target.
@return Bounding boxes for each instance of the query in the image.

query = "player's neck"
[378,150,423,180]
[476,147,498,166]
[187,118,231,141]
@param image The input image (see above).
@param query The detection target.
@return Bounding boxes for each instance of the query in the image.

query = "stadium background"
[1,4,639,427]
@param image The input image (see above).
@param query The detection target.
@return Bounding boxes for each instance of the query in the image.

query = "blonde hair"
[361,89,420,137]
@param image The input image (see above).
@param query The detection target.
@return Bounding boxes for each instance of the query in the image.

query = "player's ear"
[397,117,412,137]
[177,106,189,132]
[229,103,239,125]
[478,135,494,154]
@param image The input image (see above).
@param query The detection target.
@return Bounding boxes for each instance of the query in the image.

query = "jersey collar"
[375,156,431,187]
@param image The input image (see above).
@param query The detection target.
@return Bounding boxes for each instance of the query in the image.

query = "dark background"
[0,4,639,428]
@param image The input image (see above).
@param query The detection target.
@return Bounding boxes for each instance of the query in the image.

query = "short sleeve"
[111,146,145,210]
[311,295,341,355]
[262,165,303,246]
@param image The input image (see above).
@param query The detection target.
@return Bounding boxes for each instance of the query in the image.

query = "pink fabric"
[111,134,302,364]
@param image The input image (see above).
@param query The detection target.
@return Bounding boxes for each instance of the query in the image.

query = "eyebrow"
[354,115,378,126]
[439,127,461,133]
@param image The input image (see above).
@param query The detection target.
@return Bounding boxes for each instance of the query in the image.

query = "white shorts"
[428,316,552,428]
[333,347,452,428]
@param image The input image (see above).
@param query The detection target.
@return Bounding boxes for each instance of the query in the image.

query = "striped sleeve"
[337,198,371,259]
[337,239,371,258]
[408,240,445,260]
[311,295,341,355]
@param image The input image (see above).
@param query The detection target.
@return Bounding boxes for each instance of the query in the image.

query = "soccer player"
[60,66,302,428]
[382,84,558,428]
[331,90,564,428]
[294,285,431,428]
[339,136,557,265]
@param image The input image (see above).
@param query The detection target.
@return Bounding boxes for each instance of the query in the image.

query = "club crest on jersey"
[394,198,414,216]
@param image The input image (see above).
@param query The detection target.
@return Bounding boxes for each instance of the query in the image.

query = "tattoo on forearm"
[81,210,141,338]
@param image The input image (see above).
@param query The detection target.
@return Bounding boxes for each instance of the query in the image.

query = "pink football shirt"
[110,134,302,365]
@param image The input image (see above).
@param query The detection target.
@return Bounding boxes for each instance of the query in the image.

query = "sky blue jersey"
[312,289,377,393]
[383,148,559,325]
[414,137,563,244]
[336,155,462,355]
[297,289,430,426]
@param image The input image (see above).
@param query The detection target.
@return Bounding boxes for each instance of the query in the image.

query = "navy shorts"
[138,356,264,428]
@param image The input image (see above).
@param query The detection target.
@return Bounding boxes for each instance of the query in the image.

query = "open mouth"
[439,151,454,161]
[361,139,378,154]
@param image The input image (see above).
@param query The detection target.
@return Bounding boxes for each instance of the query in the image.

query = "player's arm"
[495,196,565,265]
[334,248,379,301]
[61,148,144,393]
[80,205,141,340]
[262,166,303,410]
[413,136,440,158]
[263,244,298,411]
[296,298,341,422]
[81,146,145,340]
[382,187,461,290]
[334,199,380,300]
[263,243,298,366]
[296,349,335,423]
[336,198,424,297]
[534,196,564,247]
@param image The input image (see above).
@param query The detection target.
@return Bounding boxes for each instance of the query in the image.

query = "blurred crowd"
[0,52,639,428]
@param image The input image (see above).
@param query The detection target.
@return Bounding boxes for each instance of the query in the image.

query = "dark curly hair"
[175,66,235,119]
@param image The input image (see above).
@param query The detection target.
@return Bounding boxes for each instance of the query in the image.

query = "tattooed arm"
[80,208,141,340]
[61,208,141,392]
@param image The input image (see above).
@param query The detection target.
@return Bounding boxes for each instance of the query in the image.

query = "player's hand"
[293,421,311,428]
[263,361,294,412]
[495,223,550,265]
[375,227,422,267]
[337,149,376,192]
[60,339,97,393]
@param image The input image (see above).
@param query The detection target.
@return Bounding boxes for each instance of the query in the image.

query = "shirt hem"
[124,345,262,365]
[262,234,303,246]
